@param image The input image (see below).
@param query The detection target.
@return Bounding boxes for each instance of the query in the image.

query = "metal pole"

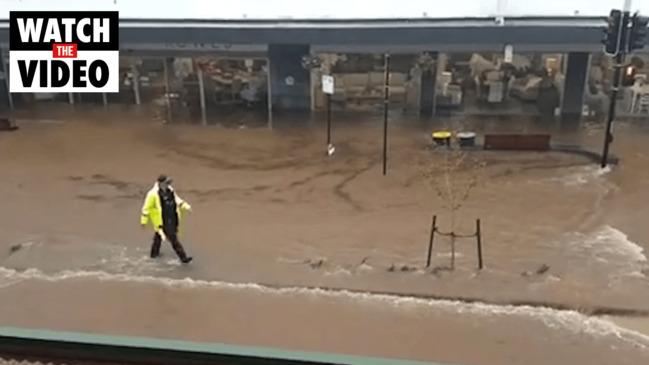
[624,0,632,11]
[163,58,173,124]
[102,93,108,107]
[266,57,273,130]
[310,65,317,112]
[601,51,625,168]
[132,65,141,105]
[476,219,483,270]
[68,92,74,105]
[197,66,207,126]
[432,82,437,116]
[326,92,332,146]
[426,215,437,268]
[382,53,390,176]
[451,233,455,270]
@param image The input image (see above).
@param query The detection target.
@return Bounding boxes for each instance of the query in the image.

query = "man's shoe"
[181,256,193,264]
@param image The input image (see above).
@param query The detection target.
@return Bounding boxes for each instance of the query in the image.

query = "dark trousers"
[150,228,188,260]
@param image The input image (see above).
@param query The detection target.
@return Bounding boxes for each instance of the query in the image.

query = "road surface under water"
[0,105,648,364]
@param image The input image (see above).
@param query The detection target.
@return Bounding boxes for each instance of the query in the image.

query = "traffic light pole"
[326,92,332,147]
[600,6,647,168]
[600,52,624,168]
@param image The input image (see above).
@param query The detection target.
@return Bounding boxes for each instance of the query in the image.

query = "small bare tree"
[422,132,485,269]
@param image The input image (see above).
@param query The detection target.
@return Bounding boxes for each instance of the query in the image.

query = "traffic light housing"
[603,10,623,55]
[629,13,648,52]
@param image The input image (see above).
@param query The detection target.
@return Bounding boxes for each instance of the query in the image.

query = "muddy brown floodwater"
[0,104,648,364]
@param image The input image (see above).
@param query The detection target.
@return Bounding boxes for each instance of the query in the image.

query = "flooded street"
[1,106,649,364]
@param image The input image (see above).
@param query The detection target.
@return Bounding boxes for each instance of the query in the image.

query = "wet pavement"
[0,105,648,364]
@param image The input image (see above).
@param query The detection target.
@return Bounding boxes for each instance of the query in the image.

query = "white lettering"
[42,19,62,43]
[93,18,110,43]
[60,18,76,42]
[76,18,91,43]
[17,18,43,43]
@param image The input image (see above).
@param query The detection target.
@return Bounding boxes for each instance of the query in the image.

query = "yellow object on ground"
[432,131,452,139]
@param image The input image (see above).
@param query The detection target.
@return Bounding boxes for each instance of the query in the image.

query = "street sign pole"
[326,92,332,147]
[382,53,390,176]
[322,74,335,156]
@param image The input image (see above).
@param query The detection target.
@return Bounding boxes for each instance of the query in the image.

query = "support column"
[432,53,448,117]
[197,66,207,126]
[102,93,108,107]
[420,52,438,116]
[268,44,311,111]
[68,92,74,105]
[2,52,13,111]
[561,52,590,121]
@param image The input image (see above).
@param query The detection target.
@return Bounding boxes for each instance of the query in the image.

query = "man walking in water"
[140,175,193,263]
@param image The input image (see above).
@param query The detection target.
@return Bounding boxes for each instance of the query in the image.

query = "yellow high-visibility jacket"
[140,183,192,233]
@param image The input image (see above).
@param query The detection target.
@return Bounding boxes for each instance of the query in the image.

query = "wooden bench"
[483,134,550,151]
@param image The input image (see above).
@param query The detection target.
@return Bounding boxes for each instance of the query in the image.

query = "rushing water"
[1,107,649,364]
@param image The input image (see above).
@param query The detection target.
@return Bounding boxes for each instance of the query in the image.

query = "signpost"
[382,54,390,175]
[322,74,335,156]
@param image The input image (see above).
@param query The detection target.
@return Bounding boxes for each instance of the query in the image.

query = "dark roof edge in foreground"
[0,326,446,365]
[0,15,605,27]
[114,16,604,28]
[115,16,605,23]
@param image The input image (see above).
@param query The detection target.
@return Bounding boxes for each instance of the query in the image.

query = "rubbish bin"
[432,131,452,146]
[457,132,476,147]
